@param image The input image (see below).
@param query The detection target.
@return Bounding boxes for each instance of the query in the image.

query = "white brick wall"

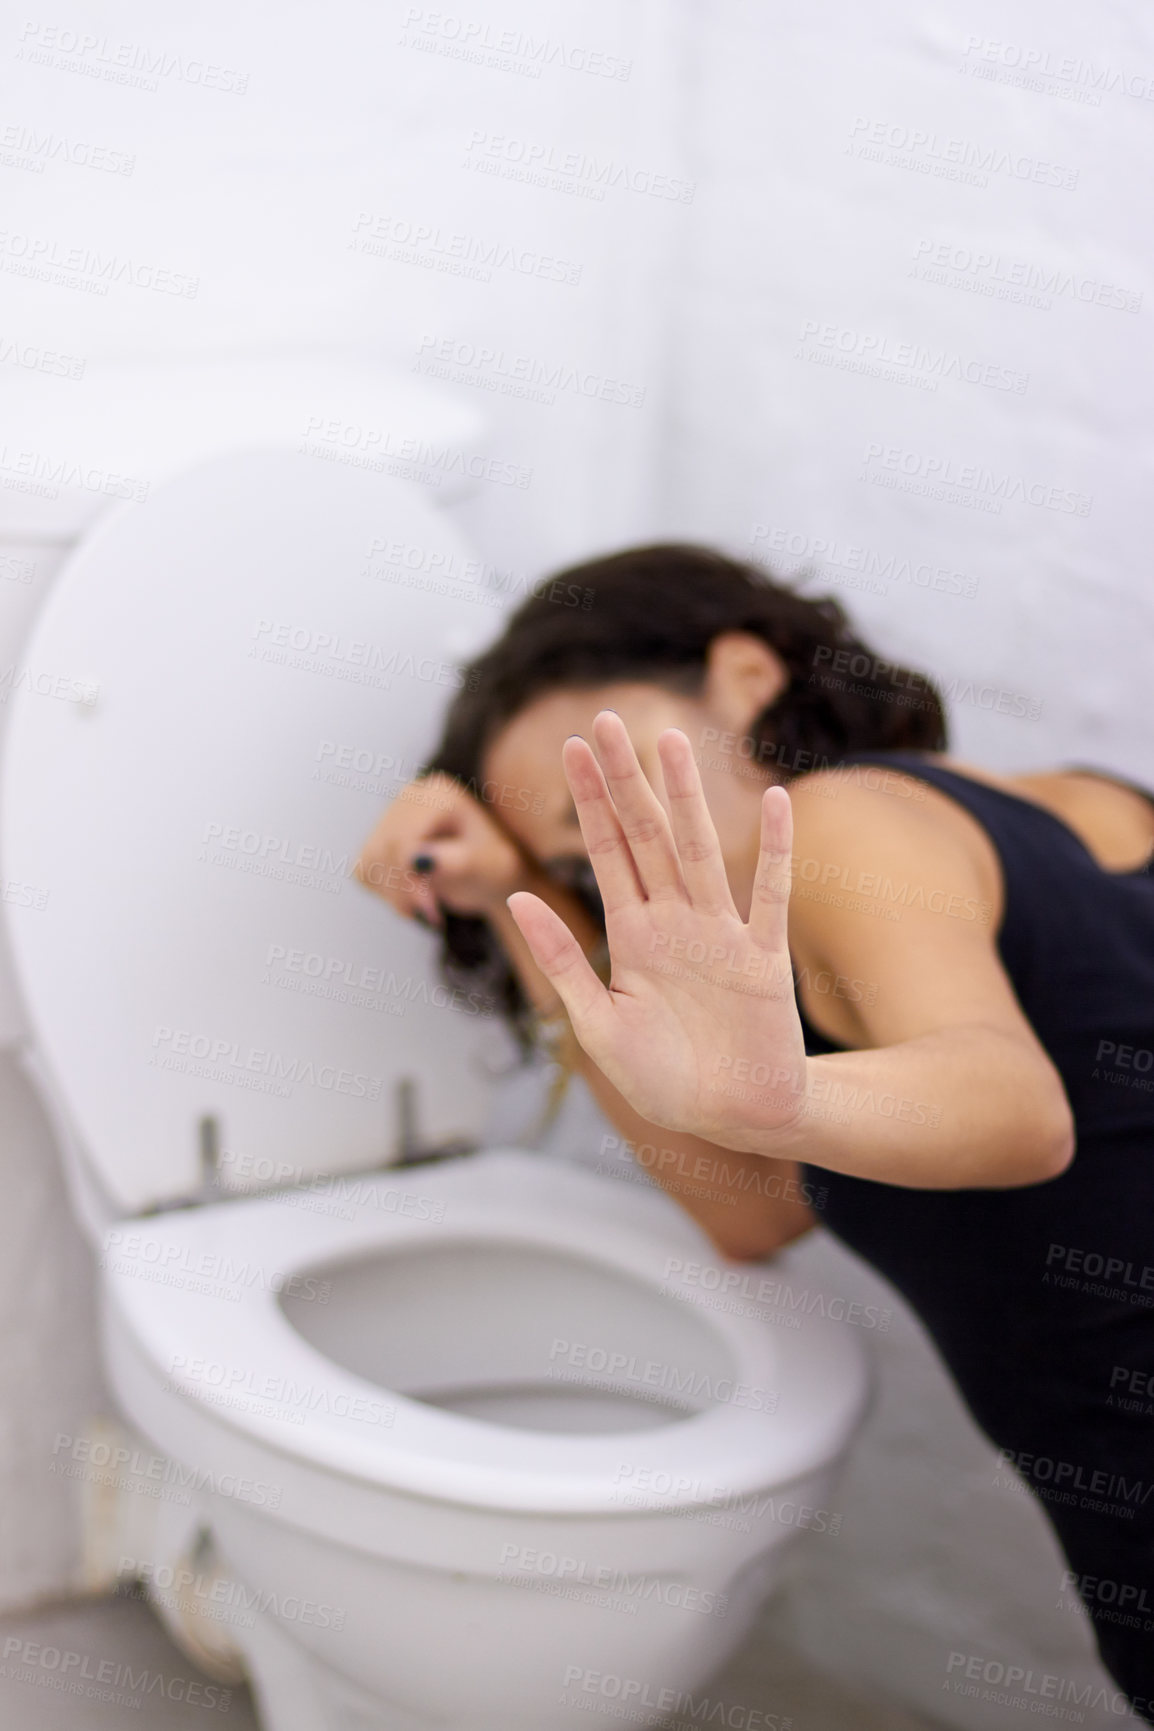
[1,0,1148,1714]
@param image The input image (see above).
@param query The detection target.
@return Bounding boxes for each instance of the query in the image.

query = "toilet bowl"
[101,1150,865,1730]
[0,437,868,1729]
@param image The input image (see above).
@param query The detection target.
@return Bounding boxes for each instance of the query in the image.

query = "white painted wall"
[1,0,1151,1717]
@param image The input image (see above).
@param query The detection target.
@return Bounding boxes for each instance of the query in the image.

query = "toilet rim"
[99,1157,867,1515]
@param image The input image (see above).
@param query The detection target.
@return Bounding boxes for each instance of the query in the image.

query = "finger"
[656,729,739,917]
[561,734,646,916]
[505,891,615,1054]
[747,784,793,950]
[354,833,441,925]
[590,710,686,901]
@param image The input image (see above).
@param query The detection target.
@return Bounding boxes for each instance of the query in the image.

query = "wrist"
[699,1058,815,1157]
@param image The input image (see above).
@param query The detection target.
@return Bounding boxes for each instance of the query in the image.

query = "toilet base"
[241,1607,408,1731]
[236,1598,735,1731]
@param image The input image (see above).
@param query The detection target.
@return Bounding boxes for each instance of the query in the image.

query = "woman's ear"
[701,632,789,730]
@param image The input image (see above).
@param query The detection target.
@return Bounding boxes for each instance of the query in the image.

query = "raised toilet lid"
[0,450,512,1214]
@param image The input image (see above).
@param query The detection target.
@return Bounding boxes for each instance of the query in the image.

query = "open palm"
[506,711,810,1150]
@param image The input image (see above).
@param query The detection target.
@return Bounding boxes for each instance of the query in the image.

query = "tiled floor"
[0,1592,943,1730]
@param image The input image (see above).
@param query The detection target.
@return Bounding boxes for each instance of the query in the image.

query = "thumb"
[505,892,613,1053]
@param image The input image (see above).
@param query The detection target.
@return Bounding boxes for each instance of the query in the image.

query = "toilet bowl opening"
[278,1239,742,1436]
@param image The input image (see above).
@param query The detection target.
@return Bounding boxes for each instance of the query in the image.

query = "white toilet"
[0,402,868,1728]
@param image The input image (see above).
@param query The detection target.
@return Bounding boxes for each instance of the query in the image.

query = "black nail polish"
[412,854,435,874]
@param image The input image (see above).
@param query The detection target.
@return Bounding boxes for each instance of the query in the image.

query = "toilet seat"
[101,1151,865,1516]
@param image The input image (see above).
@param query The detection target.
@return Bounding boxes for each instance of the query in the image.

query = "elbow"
[997,1107,1076,1188]
[706,1211,819,1264]
[1037,1118,1076,1183]
[1032,1090,1077,1183]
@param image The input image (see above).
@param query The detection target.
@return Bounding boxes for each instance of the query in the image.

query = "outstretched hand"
[506,711,811,1151]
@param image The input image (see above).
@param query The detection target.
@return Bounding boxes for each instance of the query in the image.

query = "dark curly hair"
[421,543,947,1043]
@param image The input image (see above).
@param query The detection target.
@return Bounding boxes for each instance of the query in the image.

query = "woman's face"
[480,634,788,917]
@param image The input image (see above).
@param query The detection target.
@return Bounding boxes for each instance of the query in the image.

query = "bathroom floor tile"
[0,1596,259,1729]
[715,1621,946,1731]
[0,1593,944,1731]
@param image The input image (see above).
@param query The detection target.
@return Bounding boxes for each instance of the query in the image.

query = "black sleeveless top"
[796,751,1154,1459]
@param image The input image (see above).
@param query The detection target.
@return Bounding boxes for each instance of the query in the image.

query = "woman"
[357,543,1154,1713]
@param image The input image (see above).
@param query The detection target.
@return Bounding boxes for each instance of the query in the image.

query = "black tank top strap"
[826,751,1154,880]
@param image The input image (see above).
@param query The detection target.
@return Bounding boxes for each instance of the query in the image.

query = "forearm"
[722,1023,1076,1189]
[579,1065,819,1259]
[487,885,817,1257]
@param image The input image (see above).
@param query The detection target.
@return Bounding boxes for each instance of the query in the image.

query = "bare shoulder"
[782,762,1017,1048]
[785,759,988,867]
[783,761,1002,948]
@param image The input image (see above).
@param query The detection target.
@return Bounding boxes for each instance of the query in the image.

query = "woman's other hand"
[506,711,810,1148]
[355,773,528,929]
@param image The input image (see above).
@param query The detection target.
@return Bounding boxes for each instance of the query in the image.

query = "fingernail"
[412,853,435,874]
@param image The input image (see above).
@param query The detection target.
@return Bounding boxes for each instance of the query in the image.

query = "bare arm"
[762,769,1076,1189]
[505,717,1076,1217]
[487,886,819,1258]
[353,769,816,1255]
